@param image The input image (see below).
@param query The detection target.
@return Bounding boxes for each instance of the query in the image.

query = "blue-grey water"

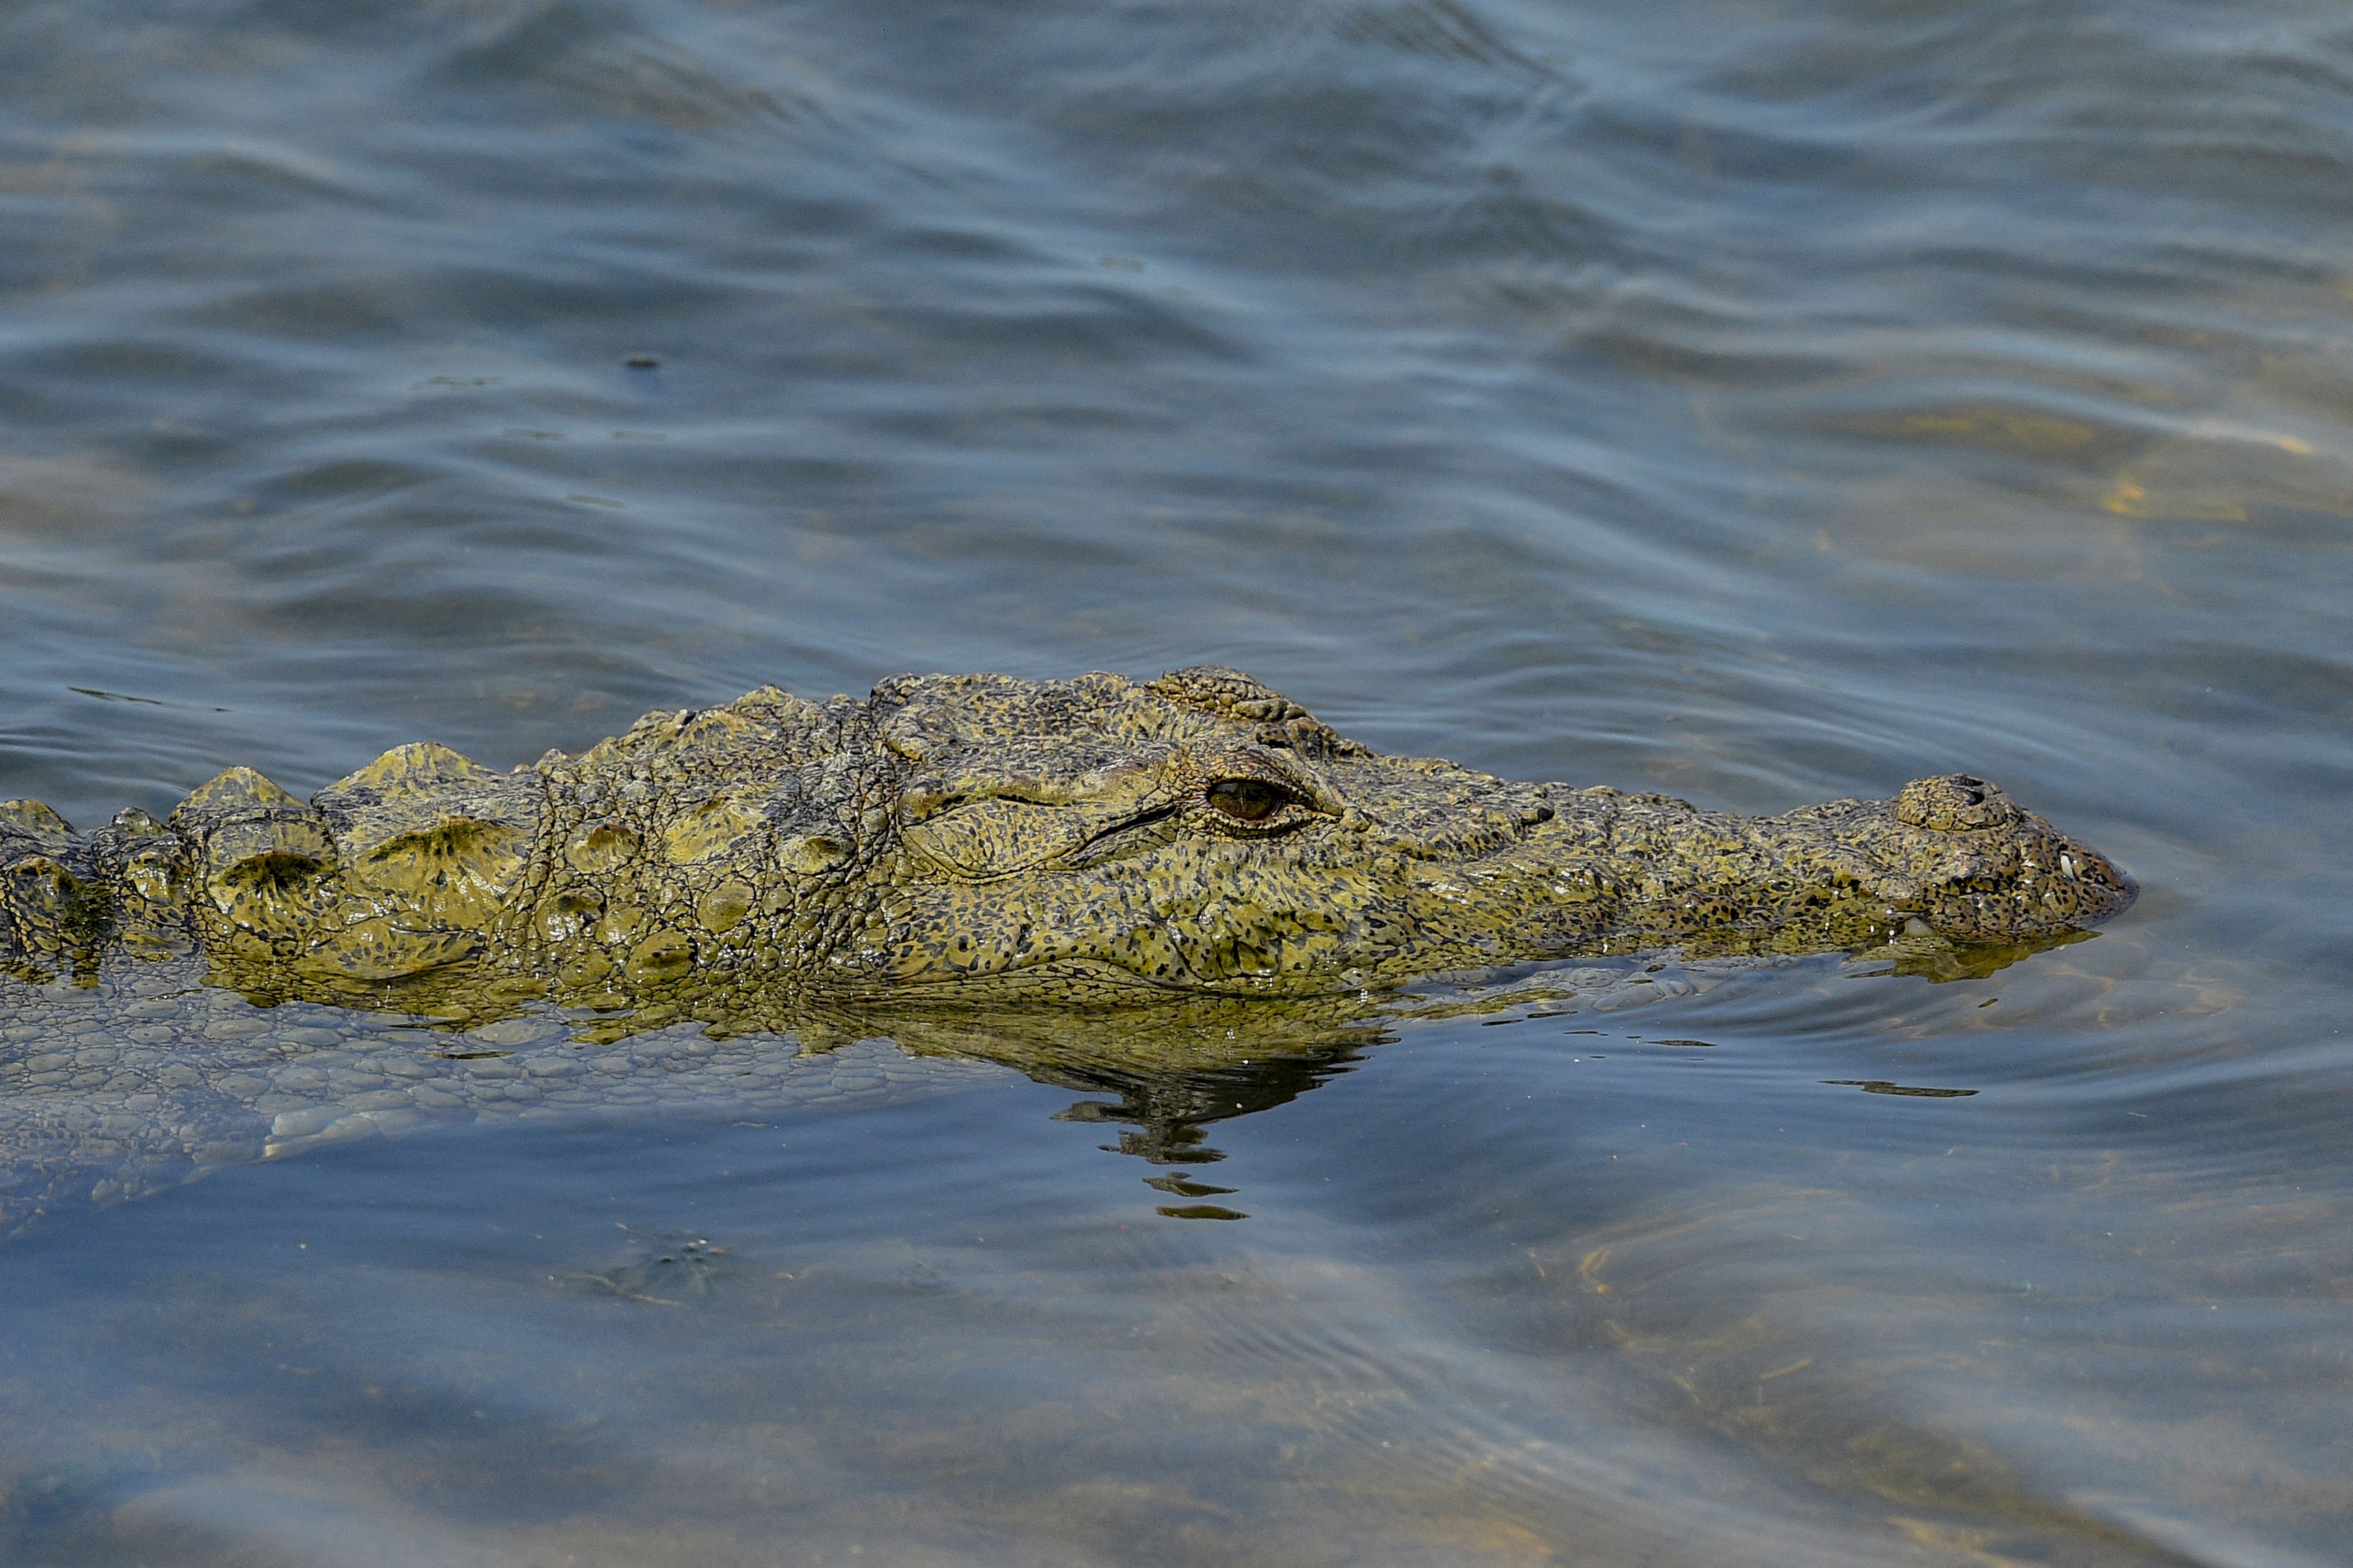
[4,0,2352,1562]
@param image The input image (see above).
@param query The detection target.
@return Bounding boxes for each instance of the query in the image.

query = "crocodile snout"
[1884,774,2136,941]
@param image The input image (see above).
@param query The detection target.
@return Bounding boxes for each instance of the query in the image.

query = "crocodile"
[0,665,2134,1231]
[2,665,2132,1017]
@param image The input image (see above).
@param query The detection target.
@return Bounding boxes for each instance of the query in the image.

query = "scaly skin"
[0,666,2134,1022]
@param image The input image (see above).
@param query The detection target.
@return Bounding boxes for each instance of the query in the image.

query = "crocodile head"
[857,667,2134,998]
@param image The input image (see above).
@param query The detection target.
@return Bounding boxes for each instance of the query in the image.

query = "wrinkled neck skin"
[1,667,2134,1028]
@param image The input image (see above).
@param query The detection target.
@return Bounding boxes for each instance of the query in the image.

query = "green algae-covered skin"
[0,666,2134,1016]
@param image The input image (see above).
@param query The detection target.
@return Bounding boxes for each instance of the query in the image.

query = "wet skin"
[1,666,2132,1018]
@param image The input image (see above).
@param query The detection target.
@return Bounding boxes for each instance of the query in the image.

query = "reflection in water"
[0,928,2064,1240]
[0,943,1676,1235]
[1820,1079,1977,1098]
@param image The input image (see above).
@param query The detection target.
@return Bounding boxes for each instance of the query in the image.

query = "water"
[3,0,2350,1560]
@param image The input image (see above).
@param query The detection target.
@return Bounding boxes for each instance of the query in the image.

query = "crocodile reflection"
[0,955,1411,1235]
[0,928,2089,1236]
[4,923,2083,1238]
[1054,1029,1370,1170]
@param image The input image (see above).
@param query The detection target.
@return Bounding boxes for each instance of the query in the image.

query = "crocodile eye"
[1207,779,1287,823]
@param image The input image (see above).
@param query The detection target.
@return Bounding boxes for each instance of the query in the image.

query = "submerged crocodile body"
[3,666,2132,1018]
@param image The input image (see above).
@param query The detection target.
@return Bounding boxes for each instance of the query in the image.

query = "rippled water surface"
[5,0,2352,1562]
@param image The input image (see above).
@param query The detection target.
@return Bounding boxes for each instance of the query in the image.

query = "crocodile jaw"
[860,772,2134,999]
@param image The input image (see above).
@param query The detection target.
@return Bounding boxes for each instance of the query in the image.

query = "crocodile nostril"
[1895,774,2020,831]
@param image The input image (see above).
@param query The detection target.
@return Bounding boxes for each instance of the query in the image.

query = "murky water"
[4,0,2351,1561]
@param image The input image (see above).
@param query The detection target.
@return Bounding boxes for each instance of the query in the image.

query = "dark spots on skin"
[12,670,2130,1015]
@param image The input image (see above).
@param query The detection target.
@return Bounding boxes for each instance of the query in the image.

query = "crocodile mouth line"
[1067,802,1183,864]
